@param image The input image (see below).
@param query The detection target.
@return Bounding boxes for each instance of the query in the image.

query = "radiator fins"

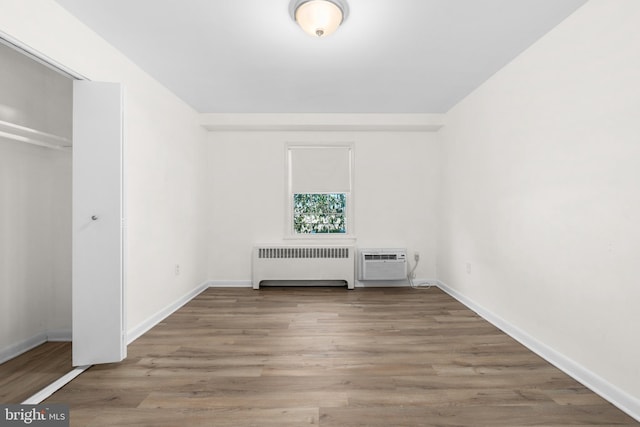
[257,247,350,259]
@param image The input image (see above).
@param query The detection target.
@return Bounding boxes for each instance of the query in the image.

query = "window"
[286,144,354,237]
[293,193,346,234]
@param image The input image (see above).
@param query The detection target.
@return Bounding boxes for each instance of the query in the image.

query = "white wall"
[438,0,640,411]
[49,151,72,336]
[207,128,439,284]
[0,0,209,336]
[0,140,71,358]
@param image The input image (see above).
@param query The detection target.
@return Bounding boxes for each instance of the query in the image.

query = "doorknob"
[91,215,99,221]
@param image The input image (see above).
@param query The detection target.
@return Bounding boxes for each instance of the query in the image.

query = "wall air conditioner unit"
[358,248,407,281]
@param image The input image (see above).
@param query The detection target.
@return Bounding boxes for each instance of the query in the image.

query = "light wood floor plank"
[0,341,72,403]
[41,287,638,426]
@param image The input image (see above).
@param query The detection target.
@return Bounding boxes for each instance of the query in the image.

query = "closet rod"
[0,120,71,151]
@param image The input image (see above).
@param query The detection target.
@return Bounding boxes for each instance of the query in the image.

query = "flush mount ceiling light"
[289,0,349,38]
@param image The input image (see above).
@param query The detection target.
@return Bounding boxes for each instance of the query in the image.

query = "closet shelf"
[0,119,71,151]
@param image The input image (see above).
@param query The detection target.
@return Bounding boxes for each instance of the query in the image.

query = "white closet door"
[72,81,126,366]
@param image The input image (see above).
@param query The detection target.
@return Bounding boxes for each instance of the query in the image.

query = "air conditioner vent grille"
[364,254,398,260]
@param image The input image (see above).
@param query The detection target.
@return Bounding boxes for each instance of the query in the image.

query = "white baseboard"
[436,280,640,423]
[127,280,210,344]
[207,279,438,289]
[47,329,72,342]
[355,278,438,288]
[208,280,252,288]
[355,280,407,288]
[0,329,72,364]
[0,333,47,364]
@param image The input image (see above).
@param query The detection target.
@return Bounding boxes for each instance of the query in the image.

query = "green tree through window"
[293,193,346,234]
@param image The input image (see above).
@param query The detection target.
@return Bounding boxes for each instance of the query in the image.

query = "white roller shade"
[290,146,352,193]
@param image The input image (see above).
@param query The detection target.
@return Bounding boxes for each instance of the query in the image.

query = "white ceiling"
[53,0,587,114]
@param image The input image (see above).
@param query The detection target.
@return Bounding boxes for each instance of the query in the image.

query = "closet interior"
[0,40,73,390]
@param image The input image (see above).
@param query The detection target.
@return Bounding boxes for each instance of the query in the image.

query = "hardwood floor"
[0,341,72,403]
[44,287,638,426]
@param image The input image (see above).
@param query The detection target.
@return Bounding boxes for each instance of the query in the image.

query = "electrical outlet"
[466,262,471,274]
[414,252,420,262]
[175,264,180,275]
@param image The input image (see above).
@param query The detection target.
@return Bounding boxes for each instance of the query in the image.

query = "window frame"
[285,142,355,240]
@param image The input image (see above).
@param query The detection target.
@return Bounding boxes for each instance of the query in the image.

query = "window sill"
[283,234,357,242]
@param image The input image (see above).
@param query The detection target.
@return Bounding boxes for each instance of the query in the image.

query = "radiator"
[252,245,355,290]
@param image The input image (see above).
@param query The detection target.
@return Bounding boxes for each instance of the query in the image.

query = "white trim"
[207,279,437,289]
[282,235,358,242]
[21,365,90,405]
[354,278,438,288]
[126,281,210,344]
[0,333,47,364]
[199,113,445,132]
[0,30,86,80]
[436,280,640,423]
[0,330,71,364]
[208,280,253,288]
[355,281,406,288]
[47,329,72,342]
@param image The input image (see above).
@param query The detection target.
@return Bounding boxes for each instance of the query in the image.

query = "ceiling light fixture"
[289,0,349,38]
